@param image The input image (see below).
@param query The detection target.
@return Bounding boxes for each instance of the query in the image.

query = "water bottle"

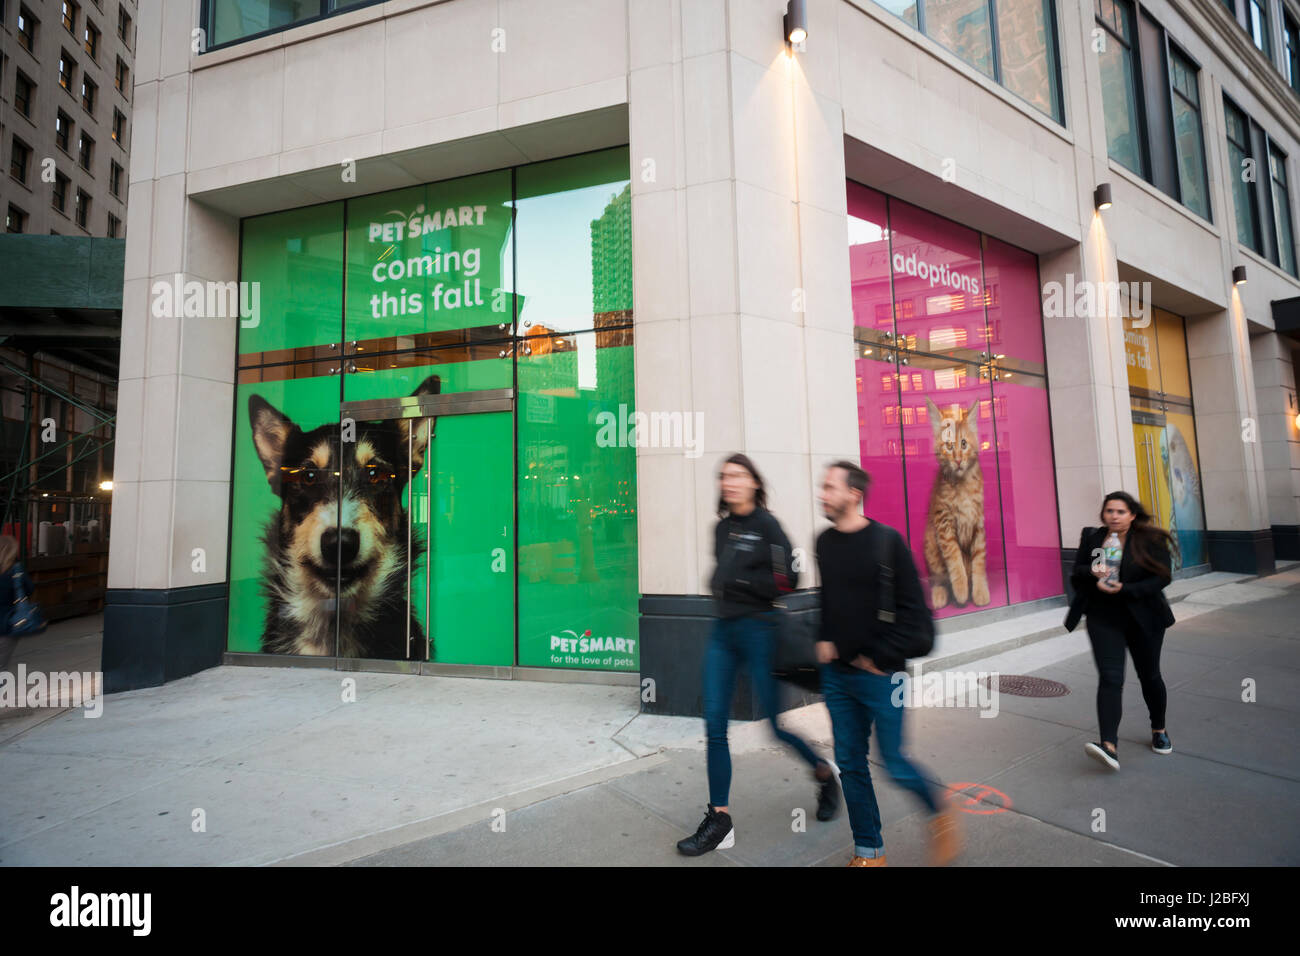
[1103,532,1122,585]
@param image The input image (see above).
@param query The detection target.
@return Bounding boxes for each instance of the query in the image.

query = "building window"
[1270,147,1297,276]
[112,108,126,145]
[17,6,37,52]
[62,0,77,34]
[110,160,122,197]
[1095,0,1144,176]
[1225,99,1261,253]
[60,51,77,93]
[56,111,73,152]
[74,189,90,228]
[84,20,99,59]
[1168,47,1210,220]
[53,172,70,212]
[1247,0,1271,58]
[7,205,28,233]
[868,0,1062,123]
[1286,8,1300,93]
[117,4,131,45]
[14,71,34,118]
[78,132,93,171]
[10,138,32,184]
[107,212,120,237]
[82,76,97,115]
[115,56,129,94]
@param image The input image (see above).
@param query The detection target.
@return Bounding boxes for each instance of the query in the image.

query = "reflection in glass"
[210,0,323,47]
[995,0,1059,118]
[924,0,994,78]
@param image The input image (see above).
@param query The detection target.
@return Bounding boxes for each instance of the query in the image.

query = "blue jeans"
[703,612,825,807]
[821,663,940,855]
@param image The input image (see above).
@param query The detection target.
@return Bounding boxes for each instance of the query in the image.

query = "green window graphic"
[228,147,638,672]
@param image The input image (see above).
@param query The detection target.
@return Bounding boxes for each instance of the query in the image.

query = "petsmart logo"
[549,629,638,655]
[368,203,489,243]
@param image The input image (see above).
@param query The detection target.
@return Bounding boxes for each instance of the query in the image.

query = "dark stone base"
[1271,525,1299,561]
[102,584,229,692]
[1206,529,1275,575]
[638,593,821,719]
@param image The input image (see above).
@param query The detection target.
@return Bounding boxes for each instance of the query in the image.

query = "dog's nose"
[321,528,360,566]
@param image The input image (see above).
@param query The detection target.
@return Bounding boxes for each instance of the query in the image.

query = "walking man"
[815,461,961,867]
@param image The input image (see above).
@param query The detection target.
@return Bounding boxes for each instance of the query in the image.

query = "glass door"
[334,390,515,664]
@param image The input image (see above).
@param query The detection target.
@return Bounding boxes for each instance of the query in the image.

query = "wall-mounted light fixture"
[1233,265,1248,286]
[784,0,807,45]
[1093,183,1113,211]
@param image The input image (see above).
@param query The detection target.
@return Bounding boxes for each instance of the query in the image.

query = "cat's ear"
[926,398,941,436]
[966,398,980,420]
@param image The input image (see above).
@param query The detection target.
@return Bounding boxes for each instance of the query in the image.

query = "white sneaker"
[1085,741,1120,771]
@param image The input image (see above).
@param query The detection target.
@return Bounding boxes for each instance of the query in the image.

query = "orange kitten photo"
[923,397,990,609]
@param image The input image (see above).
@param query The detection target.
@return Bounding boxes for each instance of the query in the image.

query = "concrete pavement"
[2,567,1297,866]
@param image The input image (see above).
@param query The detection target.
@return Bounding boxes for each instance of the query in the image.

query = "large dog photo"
[246,375,441,659]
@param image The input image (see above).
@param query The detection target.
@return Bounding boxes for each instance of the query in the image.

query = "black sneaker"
[1084,741,1120,771]
[815,768,840,821]
[676,805,735,856]
[1151,732,1172,754]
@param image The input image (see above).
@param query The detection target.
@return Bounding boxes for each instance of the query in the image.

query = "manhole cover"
[979,675,1069,697]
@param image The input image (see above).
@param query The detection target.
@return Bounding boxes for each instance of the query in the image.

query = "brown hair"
[828,460,871,498]
[716,453,767,518]
[1100,491,1177,582]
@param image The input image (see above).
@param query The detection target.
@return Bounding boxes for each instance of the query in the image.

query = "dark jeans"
[1086,607,1167,746]
[822,662,940,854]
[703,612,824,807]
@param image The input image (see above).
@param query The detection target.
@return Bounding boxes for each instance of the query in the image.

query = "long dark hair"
[1100,491,1177,581]
[717,453,767,518]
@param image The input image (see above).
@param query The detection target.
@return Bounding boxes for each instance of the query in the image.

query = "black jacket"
[1064,526,1176,634]
[710,506,798,618]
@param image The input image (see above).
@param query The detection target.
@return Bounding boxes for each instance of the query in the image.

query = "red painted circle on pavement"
[946,782,1013,815]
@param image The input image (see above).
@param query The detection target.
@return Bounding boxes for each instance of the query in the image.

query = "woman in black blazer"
[1065,491,1177,771]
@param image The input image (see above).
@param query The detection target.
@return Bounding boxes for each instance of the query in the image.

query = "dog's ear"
[398,376,441,473]
[249,395,297,490]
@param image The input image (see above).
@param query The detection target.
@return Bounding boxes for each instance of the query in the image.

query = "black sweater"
[816,521,925,673]
[710,507,798,618]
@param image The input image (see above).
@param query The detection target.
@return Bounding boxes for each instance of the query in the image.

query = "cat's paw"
[972,576,990,606]
[951,575,969,605]
[931,585,949,609]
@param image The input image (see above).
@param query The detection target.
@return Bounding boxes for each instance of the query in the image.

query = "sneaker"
[1151,731,1172,754]
[815,768,841,822]
[1085,741,1120,771]
[676,805,735,856]
[928,807,963,866]
[848,854,887,867]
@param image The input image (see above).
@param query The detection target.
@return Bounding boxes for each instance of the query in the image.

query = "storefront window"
[846,181,1061,620]
[229,148,637,670]
[1122,308,1207,569]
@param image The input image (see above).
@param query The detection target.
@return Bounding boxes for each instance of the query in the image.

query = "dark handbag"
[6,564,47,637]
[771,602,821,691]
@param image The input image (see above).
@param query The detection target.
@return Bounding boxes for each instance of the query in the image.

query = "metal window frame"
[198,0,388,54]
[1266,137,1298,275]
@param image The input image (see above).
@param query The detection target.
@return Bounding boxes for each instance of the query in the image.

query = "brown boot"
[848,854,887,867]
[928,808,962,866]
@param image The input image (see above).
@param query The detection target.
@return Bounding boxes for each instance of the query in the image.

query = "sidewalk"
[1,568,1297,866]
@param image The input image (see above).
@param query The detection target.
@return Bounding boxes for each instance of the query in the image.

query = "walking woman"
[676,454,839,856]
[1065,492,1177,771]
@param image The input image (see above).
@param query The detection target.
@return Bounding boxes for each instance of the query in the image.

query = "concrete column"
[1251,330,1300,557]
[632,0,852,716]
[1186,297,1275,572]
[104,0,238,690]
